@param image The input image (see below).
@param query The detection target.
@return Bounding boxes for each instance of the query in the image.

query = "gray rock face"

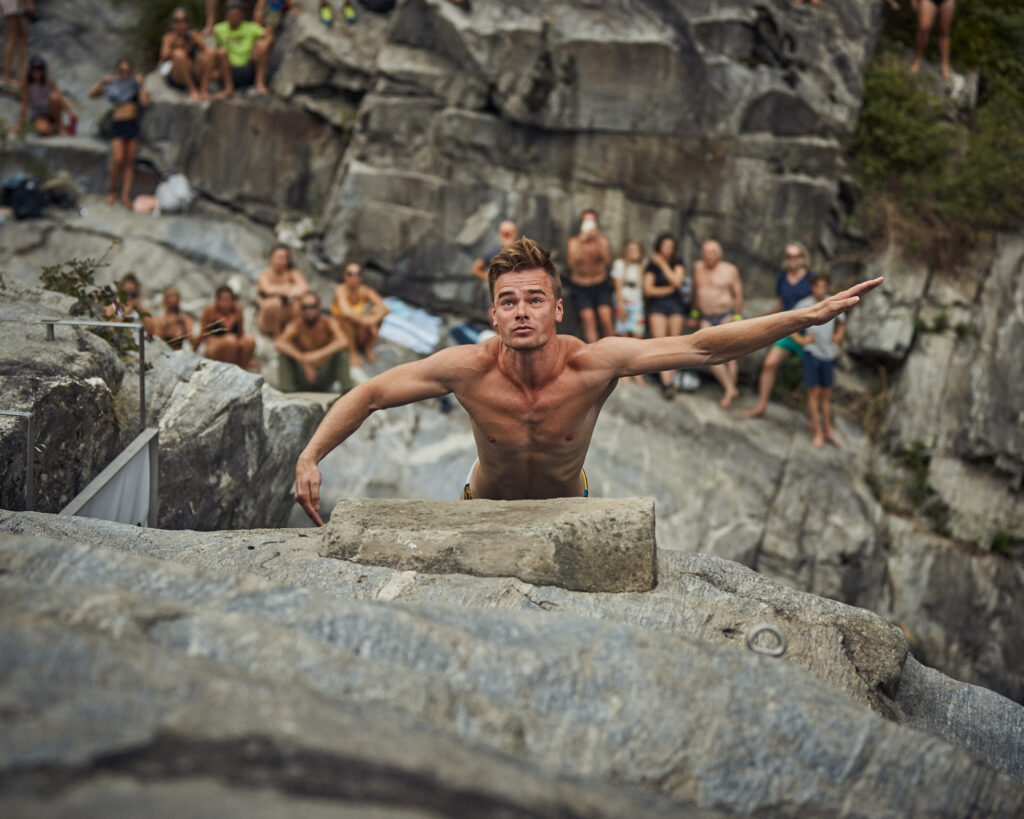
[320,0,882,308]
[321,496,658,592]
[1,528,1023,816]
[0,275,124,512]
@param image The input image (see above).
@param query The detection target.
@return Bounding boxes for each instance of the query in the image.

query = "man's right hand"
[295,455,324,526]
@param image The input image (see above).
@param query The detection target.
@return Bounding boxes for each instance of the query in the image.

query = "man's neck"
[497,338,562,390]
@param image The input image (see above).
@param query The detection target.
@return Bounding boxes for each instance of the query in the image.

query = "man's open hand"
[809,277,883,326]
[295,455,324,526]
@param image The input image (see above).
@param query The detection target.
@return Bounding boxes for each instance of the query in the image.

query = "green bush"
[849,0,1024,259]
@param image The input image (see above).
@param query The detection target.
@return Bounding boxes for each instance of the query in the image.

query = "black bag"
[2,174,45,219]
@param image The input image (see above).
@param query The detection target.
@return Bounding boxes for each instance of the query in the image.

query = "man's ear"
[555,298,563,323]
[490,306,496,327]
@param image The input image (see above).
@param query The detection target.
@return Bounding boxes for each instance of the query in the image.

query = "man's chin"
[504,334,543,350]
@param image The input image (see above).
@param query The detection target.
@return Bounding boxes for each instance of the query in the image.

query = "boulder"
[320,496,658,592]
[1,531,1023,815]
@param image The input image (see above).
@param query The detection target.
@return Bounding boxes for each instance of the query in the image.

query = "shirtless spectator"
[293,237,881,523]
[18,55,76,136]
[160,7,211,101]
[331,263,389,367]
[693,240,743,409]
[154,287,196,351]
[566,209,615,343]
[275,291,352,393]
[212,0,272,98]
[472,220,519,283]
[199,284,256,369]
[1,0,33,89]
[256,244,308,337]
[745,242,815,419]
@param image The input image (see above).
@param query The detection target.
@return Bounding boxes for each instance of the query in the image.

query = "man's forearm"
[299,384,373,464]
[692,306,816,366]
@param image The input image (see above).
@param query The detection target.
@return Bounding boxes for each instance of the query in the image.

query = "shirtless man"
[331,263,389,367]
[693,240,744,409]
[154,287,196,350]
[294,238,881,524]
[274,291,352,392]
[566,209,615,343]
[256,244,309,337]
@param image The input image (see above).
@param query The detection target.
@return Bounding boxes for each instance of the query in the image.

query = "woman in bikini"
[643,232,687,399]
[199,285,256,369]
[19,55,76,136]
[331,263,389,367]
[89,57,150,208]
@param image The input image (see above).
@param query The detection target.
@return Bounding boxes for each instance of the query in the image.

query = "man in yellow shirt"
[212,0,272,97]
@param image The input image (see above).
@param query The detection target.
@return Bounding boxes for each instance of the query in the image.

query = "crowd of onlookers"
[475,214,847,448]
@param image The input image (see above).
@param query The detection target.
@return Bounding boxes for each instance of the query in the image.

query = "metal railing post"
[138,325,146,431]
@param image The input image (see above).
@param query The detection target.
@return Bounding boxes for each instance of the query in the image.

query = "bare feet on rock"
[744,405,766,419]
[719,388,739,410]
[825,431,843,449]
[255,81,269,96]
[105,192,117,206]
[812,434,825,449]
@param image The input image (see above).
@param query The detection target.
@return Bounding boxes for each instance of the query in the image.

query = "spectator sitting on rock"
[199,284,256,369]
[791,273,845,448]
[643,232,687,399]
[18,54,76,136]
[275,291,352,393]
[212,0,272,98]
[693,240,744,410]
[203,0,263,35]
[261,0,299,32]
[105,272,158,336]
[154,287,196,351]
[331,263,389,367]
[910,0,956,80]
[160,7,212,102]
[89,57,150,209]
[611,239,646,386]
[293,237,881,523]
[566,209,615,343]
[256,243,309,337]
[745,241,815,419]
[1,0,33,89]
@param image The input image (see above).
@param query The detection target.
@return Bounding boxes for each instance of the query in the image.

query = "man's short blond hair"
[487,237,561,301]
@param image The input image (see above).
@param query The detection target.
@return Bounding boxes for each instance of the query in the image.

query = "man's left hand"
[809,277,883,326]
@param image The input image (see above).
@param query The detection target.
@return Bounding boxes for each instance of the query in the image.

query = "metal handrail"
[39,319,146,432]
[0,410,33,511]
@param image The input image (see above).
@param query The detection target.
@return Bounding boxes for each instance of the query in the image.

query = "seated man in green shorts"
[294,238,880,523]
[275,292,353,393]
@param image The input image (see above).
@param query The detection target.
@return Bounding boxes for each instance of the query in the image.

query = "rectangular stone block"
[319,497,658,593]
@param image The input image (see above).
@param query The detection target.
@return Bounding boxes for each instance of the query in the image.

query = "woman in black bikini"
[89,57,150,208]
[199,285,256,369]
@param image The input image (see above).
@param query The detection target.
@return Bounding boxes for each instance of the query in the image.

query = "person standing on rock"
[1,0,33,90]
[199,284,256,369]
[275,291,352,393]
[611,239,647,386]
[294,237,881,523]
[910,0,956,81]
[331,263,389,368]
[256,244,309,338]
[692,240,744,410]
[211,0,272,98]
[89,57,150,209]
[792,273,846,449]
[566,209,615,343]
[643,232,687,399]
[744,241,815,419]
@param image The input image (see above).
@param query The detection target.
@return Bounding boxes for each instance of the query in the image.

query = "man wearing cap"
[212,0,272,97]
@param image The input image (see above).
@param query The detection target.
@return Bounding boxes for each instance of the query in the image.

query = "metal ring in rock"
[746,624,787,657]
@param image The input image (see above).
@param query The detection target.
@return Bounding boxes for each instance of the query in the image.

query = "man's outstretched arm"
[294,348,461,525]
[601,278,882,377]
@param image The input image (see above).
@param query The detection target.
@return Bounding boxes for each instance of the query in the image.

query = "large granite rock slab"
[320,496,658,592]
[1,532,1022,816]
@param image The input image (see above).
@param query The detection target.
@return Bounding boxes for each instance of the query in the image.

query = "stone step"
[320,496,658,592]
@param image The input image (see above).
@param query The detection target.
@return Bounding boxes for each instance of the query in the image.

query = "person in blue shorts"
[745,241,815,418]
[792,273,845,448]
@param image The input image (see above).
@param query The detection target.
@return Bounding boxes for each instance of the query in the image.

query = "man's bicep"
[367,357,452,410]
[603,335,703,377]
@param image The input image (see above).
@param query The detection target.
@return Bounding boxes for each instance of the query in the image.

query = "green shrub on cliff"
[850,0,1024,258]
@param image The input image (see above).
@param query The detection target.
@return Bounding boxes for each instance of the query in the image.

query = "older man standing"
[693,240,744,409]
[294,238,881,523]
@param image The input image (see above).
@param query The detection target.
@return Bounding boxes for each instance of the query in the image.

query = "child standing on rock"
[792,273,845,449]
